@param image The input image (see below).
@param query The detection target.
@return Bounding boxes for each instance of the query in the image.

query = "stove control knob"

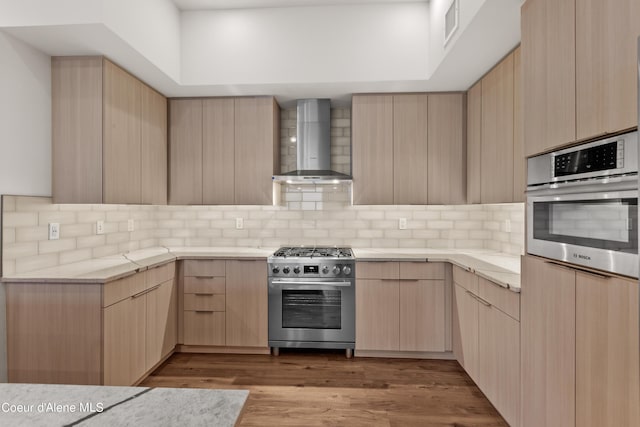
[342,266,352,275]
[332,265,341,275]
[293,266,301,274]
[322,266,329,274]
[283,266,290,274]
[272,266,280,274]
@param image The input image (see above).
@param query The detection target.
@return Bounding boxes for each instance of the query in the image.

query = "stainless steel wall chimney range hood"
[273,99,352,184]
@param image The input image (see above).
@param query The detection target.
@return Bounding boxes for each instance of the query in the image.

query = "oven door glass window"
[533,198,638,253]
[282,290,341,329]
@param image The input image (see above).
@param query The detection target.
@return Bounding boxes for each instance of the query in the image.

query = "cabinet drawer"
[400,262,445,280]
[183,276,225,294]
[453,265,479,294]
[183,311,225,346]
[103,273,145,307]
[356,262,399,280]
[183,260,225,277]
[184,294,225,312]
[146,262,175,288]
[478,277,520,321]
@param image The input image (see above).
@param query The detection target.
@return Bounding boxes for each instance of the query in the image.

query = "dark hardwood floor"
[141,350,508,427]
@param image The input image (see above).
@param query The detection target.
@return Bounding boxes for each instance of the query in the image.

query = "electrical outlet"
[236,218,244,230]
[127,219,135,232]
[48,223,60,240]
[399,218,407,230]
[96,220,105,235]
[504,219,512,233]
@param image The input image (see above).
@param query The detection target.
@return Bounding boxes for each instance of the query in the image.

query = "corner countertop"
[2,246,521,292]
[0,383,248,427]
[353,249,521,292]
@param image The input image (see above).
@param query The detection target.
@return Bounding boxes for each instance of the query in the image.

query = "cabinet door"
[478,303,521,427]
[141,84,168,205]
[392,94,429,204]
[183,311,225,346]
[466,81,482,204]
[399,280,445,351]
[452,283,479,381]
[355,279,399,351]
[145,279,177,370]
[52,57,103,204]
[481,52,514,204]
[225,260,268,347]
[521,256,576,427]
[234,97,279,205]
[428,94,466,205]
[576,272,640,427]
[169,99,203,205]
[512,46,525,203]
[522,0,576,156]
[352,95,394,205]
[103,59,142,204]
[103,298,132,386]
[203,98,235,205]
[576,0,640,139]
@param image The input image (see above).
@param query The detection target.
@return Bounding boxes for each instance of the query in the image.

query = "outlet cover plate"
[48,223,60,240]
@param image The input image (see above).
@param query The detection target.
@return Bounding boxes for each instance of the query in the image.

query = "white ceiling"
[1,0,520,106]
[172,0,427,11]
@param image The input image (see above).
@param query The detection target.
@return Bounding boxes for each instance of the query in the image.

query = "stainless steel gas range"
[267,246,355,357]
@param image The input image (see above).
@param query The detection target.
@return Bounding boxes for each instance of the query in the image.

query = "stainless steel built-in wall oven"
[527,131,639,278]
[268,247,355,357]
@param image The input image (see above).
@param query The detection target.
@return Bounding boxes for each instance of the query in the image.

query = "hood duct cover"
[273,99,352,183]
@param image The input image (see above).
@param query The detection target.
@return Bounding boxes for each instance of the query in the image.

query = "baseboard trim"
[354,350,455,360]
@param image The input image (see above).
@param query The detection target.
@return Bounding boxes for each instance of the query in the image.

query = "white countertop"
[352,248,521,292]
[2,246,521,291]
[0,383,248,427]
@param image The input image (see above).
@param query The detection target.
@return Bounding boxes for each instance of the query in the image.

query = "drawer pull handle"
[544,260,612,279]
[194,293,215,296]
[131,284,162,299]
[194,310,214,313]
[466,290,491,307]
[194,276,216,279]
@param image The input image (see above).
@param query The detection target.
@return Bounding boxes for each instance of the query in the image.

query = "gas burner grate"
[272,246,353,258]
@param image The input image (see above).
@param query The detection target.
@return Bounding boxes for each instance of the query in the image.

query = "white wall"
[181,3,430,85]
[0,0,101,26]
[101,0,181,82]
[0,30,52,382]
[428,0,485,76]
[0,32,52,198]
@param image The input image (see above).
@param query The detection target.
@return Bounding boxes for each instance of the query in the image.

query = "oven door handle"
[270,280,352,287]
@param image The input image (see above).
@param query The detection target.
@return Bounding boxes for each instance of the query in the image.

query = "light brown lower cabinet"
[180,259,268,349]
[521,255,639,427]
[452,266,520,427]
[356,262,448,353]
[6,261,177,386]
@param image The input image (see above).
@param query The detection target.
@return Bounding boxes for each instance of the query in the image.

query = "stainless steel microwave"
[526,131,639,278]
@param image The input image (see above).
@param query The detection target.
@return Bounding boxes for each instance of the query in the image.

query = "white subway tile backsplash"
[39,238,76,254]
[15,253,58,273]
[2,195,525,274]
[15,227,48,243]
[4,212,38,227]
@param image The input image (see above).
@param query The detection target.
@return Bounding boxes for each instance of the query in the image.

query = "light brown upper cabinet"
[521,0,576,157]
[466,81,482,204]
[481,51,514,204]
[168,96,279,205]
[523,0,639,156]
[575,0,640,140]
[427,94,466,205]
[169,99,204,205]
[393,94,428,205]
[466,47,523,204]
[352,94,394,205]
[52,57,167,204]
[352,93,465,205]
